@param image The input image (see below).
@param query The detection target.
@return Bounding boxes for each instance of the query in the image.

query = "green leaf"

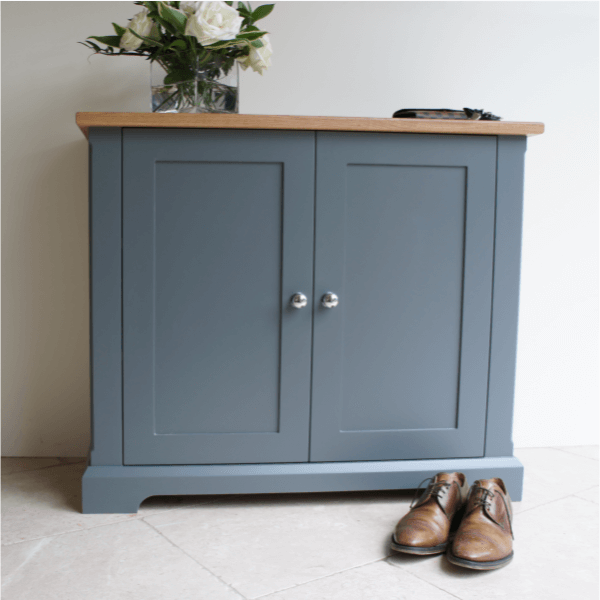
[205,39,239,49]
[244,25,259,31]
[158,3,187,33]
[141,1,159,11]
[167,39,187,50]
[236,30,266,41]
[225,1,233,5]
[128,28,163,47]
[88,35,122,48]
[150,13,176,34]
[250,39,263,48]
[197,53,213,67]
[112,22,127,36]
[163,68,194,84]
[79,40,102,53]
[251,4,274,21]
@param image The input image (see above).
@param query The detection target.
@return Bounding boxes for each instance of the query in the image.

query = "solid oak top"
[76,112,544,139]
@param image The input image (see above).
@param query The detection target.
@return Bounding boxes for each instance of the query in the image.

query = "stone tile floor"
[1,447,598,599]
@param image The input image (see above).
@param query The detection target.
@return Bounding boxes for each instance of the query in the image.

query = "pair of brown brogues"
[391,472,514,570]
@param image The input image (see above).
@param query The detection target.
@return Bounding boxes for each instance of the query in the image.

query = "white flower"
[180,1,202,15]
[237,34,272,75]
[120,9,159,51]
[185,1,243,46]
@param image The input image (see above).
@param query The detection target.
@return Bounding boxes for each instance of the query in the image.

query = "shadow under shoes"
[446,477,514,570]
[391,472,469,555]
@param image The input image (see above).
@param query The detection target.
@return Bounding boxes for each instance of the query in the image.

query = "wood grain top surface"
[76,112,544,138]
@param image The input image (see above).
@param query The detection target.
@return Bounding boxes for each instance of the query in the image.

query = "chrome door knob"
[290,293,308,309]
[321,292,339,308]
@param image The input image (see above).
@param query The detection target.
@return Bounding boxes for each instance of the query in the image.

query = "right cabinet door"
[310,132,497,462]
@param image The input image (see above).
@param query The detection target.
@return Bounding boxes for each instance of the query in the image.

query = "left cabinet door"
[122,129,315,465]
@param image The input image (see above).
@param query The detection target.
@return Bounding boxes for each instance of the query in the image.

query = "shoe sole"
[390,534,447,555]
[446,550,514,570]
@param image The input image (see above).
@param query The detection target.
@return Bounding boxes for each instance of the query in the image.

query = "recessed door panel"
[153,161,282,435]
[340,164,466,432]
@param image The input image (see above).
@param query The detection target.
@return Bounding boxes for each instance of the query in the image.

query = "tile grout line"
[572,496,599,506]
[2,498,226,548]
[252,555,394,599]
[384,557,465,600]
[515,490,598,517]
[548,447,599,461]
[1,517,145,548]
[1,460,87,478]
[2,494,292,548]
[574,484,599,495]
[140,519,248,600]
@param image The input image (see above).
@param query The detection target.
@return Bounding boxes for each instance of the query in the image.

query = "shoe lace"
[470,486,495,511]
[410,477,451,508]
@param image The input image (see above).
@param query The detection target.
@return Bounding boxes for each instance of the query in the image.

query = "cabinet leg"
[82,466,146,514]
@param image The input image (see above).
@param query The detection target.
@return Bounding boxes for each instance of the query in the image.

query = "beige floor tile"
[263,559,457,600]
[574,486,599,504]
[2,458,62,476]
[1,462,221,545]
[2,463,135,545]
[387,495,598,600]
[1,519,243,600]
[513,447,599,513]
[145,490,412,599]
[554,445,599,461]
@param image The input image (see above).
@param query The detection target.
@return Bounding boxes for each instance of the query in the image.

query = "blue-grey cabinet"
[82,123,529,513]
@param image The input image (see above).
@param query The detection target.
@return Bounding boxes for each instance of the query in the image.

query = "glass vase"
[151,56,239,114]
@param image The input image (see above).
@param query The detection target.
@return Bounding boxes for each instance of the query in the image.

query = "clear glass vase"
[151,56,239,114]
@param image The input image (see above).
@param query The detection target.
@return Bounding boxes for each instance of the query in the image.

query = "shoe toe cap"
[394,520,444,548]
[452,529,512,562]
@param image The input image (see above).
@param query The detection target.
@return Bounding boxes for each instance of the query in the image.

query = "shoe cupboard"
[78,113,543,513]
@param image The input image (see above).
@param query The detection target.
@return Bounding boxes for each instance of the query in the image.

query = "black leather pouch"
[393,108,501,121]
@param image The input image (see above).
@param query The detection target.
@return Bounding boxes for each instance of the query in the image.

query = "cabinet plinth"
[82,117,537,513]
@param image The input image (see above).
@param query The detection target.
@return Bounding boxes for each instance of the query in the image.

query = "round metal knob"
[321,292,339,308]
[290,293,308,309]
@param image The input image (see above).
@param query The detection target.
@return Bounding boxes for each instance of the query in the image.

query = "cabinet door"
[123,129,314,465]
[310,132,497,462]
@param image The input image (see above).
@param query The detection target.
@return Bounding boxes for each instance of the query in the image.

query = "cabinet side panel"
[88,128,123,466]
[485,136,527,457]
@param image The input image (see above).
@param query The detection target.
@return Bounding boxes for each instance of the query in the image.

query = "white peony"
[120,9,159,51]
[185,1,243,46]
[237,34,272,75]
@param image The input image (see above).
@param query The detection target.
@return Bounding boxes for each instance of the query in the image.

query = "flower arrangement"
[80,1,274,113]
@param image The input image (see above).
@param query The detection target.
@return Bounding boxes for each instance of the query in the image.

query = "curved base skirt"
[82,456,523,514]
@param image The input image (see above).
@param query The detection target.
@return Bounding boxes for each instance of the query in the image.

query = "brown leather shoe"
[447,478,514,570]
[391,472,469,555]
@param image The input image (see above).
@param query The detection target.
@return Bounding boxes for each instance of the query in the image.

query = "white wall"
[2,1,597,456]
